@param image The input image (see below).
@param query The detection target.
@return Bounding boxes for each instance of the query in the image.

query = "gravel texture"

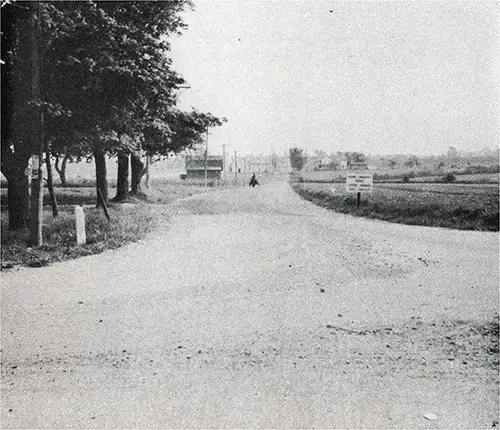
[1,180,498,428]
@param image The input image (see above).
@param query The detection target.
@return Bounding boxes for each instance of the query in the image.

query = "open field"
[298,169,499,184]
[412,172,499,183]
[292,181,499,231]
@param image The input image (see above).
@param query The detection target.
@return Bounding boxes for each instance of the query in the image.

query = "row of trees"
[1,1,226,231]
[289,149,368,171]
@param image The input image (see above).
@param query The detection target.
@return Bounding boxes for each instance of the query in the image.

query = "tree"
[348,152,366,163]
[1,1,225,226]
[289,147,307,171]
[404,155,421,169]
[388,159,397,169]
[134,109,227,194]
[1,1,194,217]
[1,2,38,229]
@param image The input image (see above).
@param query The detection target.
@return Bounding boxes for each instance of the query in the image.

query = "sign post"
[75,205,86,245]
[346,173,373,207]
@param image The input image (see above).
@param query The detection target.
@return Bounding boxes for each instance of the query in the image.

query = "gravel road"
[1,180,498,429]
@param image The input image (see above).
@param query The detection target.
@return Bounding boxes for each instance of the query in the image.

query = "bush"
[402,175,411,183]
[443,172,456,183]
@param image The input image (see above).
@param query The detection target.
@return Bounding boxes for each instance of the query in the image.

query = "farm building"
[185,155,223,180]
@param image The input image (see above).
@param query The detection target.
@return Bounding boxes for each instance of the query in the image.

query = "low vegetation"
[0,181,212,269]
[1,205,165,268]
[292,182,499,232]
[298,165,499,184]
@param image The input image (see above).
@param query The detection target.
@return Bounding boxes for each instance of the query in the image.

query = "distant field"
[411,172,499,183]
[376,182,499,195]
[292,181,499,231]
[298,170,499,184]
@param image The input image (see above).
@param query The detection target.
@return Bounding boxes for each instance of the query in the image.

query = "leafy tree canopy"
[289,147,307,171]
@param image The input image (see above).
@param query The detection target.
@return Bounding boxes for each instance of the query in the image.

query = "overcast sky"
[169,1,499,157]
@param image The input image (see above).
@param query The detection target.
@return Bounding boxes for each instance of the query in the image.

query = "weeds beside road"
[0,182,213,269]
[292,181,499,231]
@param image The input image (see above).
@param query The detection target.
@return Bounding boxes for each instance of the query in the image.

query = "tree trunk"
[113,151,129,201]
[1,3,33,230]
[54,150,69,186]
[93,142,108,207]
[6,165,29,230]
[130,154,145,194]
[144,155,151,189]
[45,144,58,217]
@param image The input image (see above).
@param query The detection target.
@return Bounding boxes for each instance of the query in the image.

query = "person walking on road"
[249,173,259,187]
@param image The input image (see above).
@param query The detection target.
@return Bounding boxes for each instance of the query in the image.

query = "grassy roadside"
[1,183,212,269]
[1,204,172,269]
[292,182,499,232]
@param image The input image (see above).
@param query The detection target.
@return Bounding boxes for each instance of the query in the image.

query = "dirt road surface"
[2,181,498,429]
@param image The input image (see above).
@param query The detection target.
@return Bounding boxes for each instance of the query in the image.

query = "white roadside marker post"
[75,205,86,245]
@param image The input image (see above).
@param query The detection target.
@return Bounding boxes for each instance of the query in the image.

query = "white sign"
[31,155,40,170]
[346,173,373,193]
[31,155,40,179]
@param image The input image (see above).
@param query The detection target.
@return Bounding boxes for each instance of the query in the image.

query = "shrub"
[443,172,456,183]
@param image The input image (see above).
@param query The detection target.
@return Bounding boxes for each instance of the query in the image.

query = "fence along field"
[292,181,499,232]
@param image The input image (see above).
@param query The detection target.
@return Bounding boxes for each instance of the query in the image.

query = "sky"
[169,1,499,157]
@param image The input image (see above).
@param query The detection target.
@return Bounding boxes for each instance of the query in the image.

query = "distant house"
[347,160,369,170]
[314,157,334,171]
[313,155,349,171]
[185,155,223,180]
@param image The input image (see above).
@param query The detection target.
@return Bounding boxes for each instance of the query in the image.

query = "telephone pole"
[223,143,227,184]
[234,151,238,182]
[29,1,44,246]
[204,128,208,188]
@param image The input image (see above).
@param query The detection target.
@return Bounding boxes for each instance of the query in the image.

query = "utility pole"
[223,143,227,184]
[234,151,238,182]
[204,128,208,188]
[29,1,44,246]
[243,157,247,184]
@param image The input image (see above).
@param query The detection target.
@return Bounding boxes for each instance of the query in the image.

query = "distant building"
[313,157,333,171]
[185,155,223,180]
[347,160,369,170]
[312,155,349,171]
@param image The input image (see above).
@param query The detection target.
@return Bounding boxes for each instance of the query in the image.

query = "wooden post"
[75,205,86,245]
[45,141,58,217]
[357,192,361,208]
[97,188,111,220]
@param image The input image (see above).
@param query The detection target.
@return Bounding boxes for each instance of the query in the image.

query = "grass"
[0,180,212,269]
[298,167,499,184]
[1,204,170,268]
[292,182,499,231]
